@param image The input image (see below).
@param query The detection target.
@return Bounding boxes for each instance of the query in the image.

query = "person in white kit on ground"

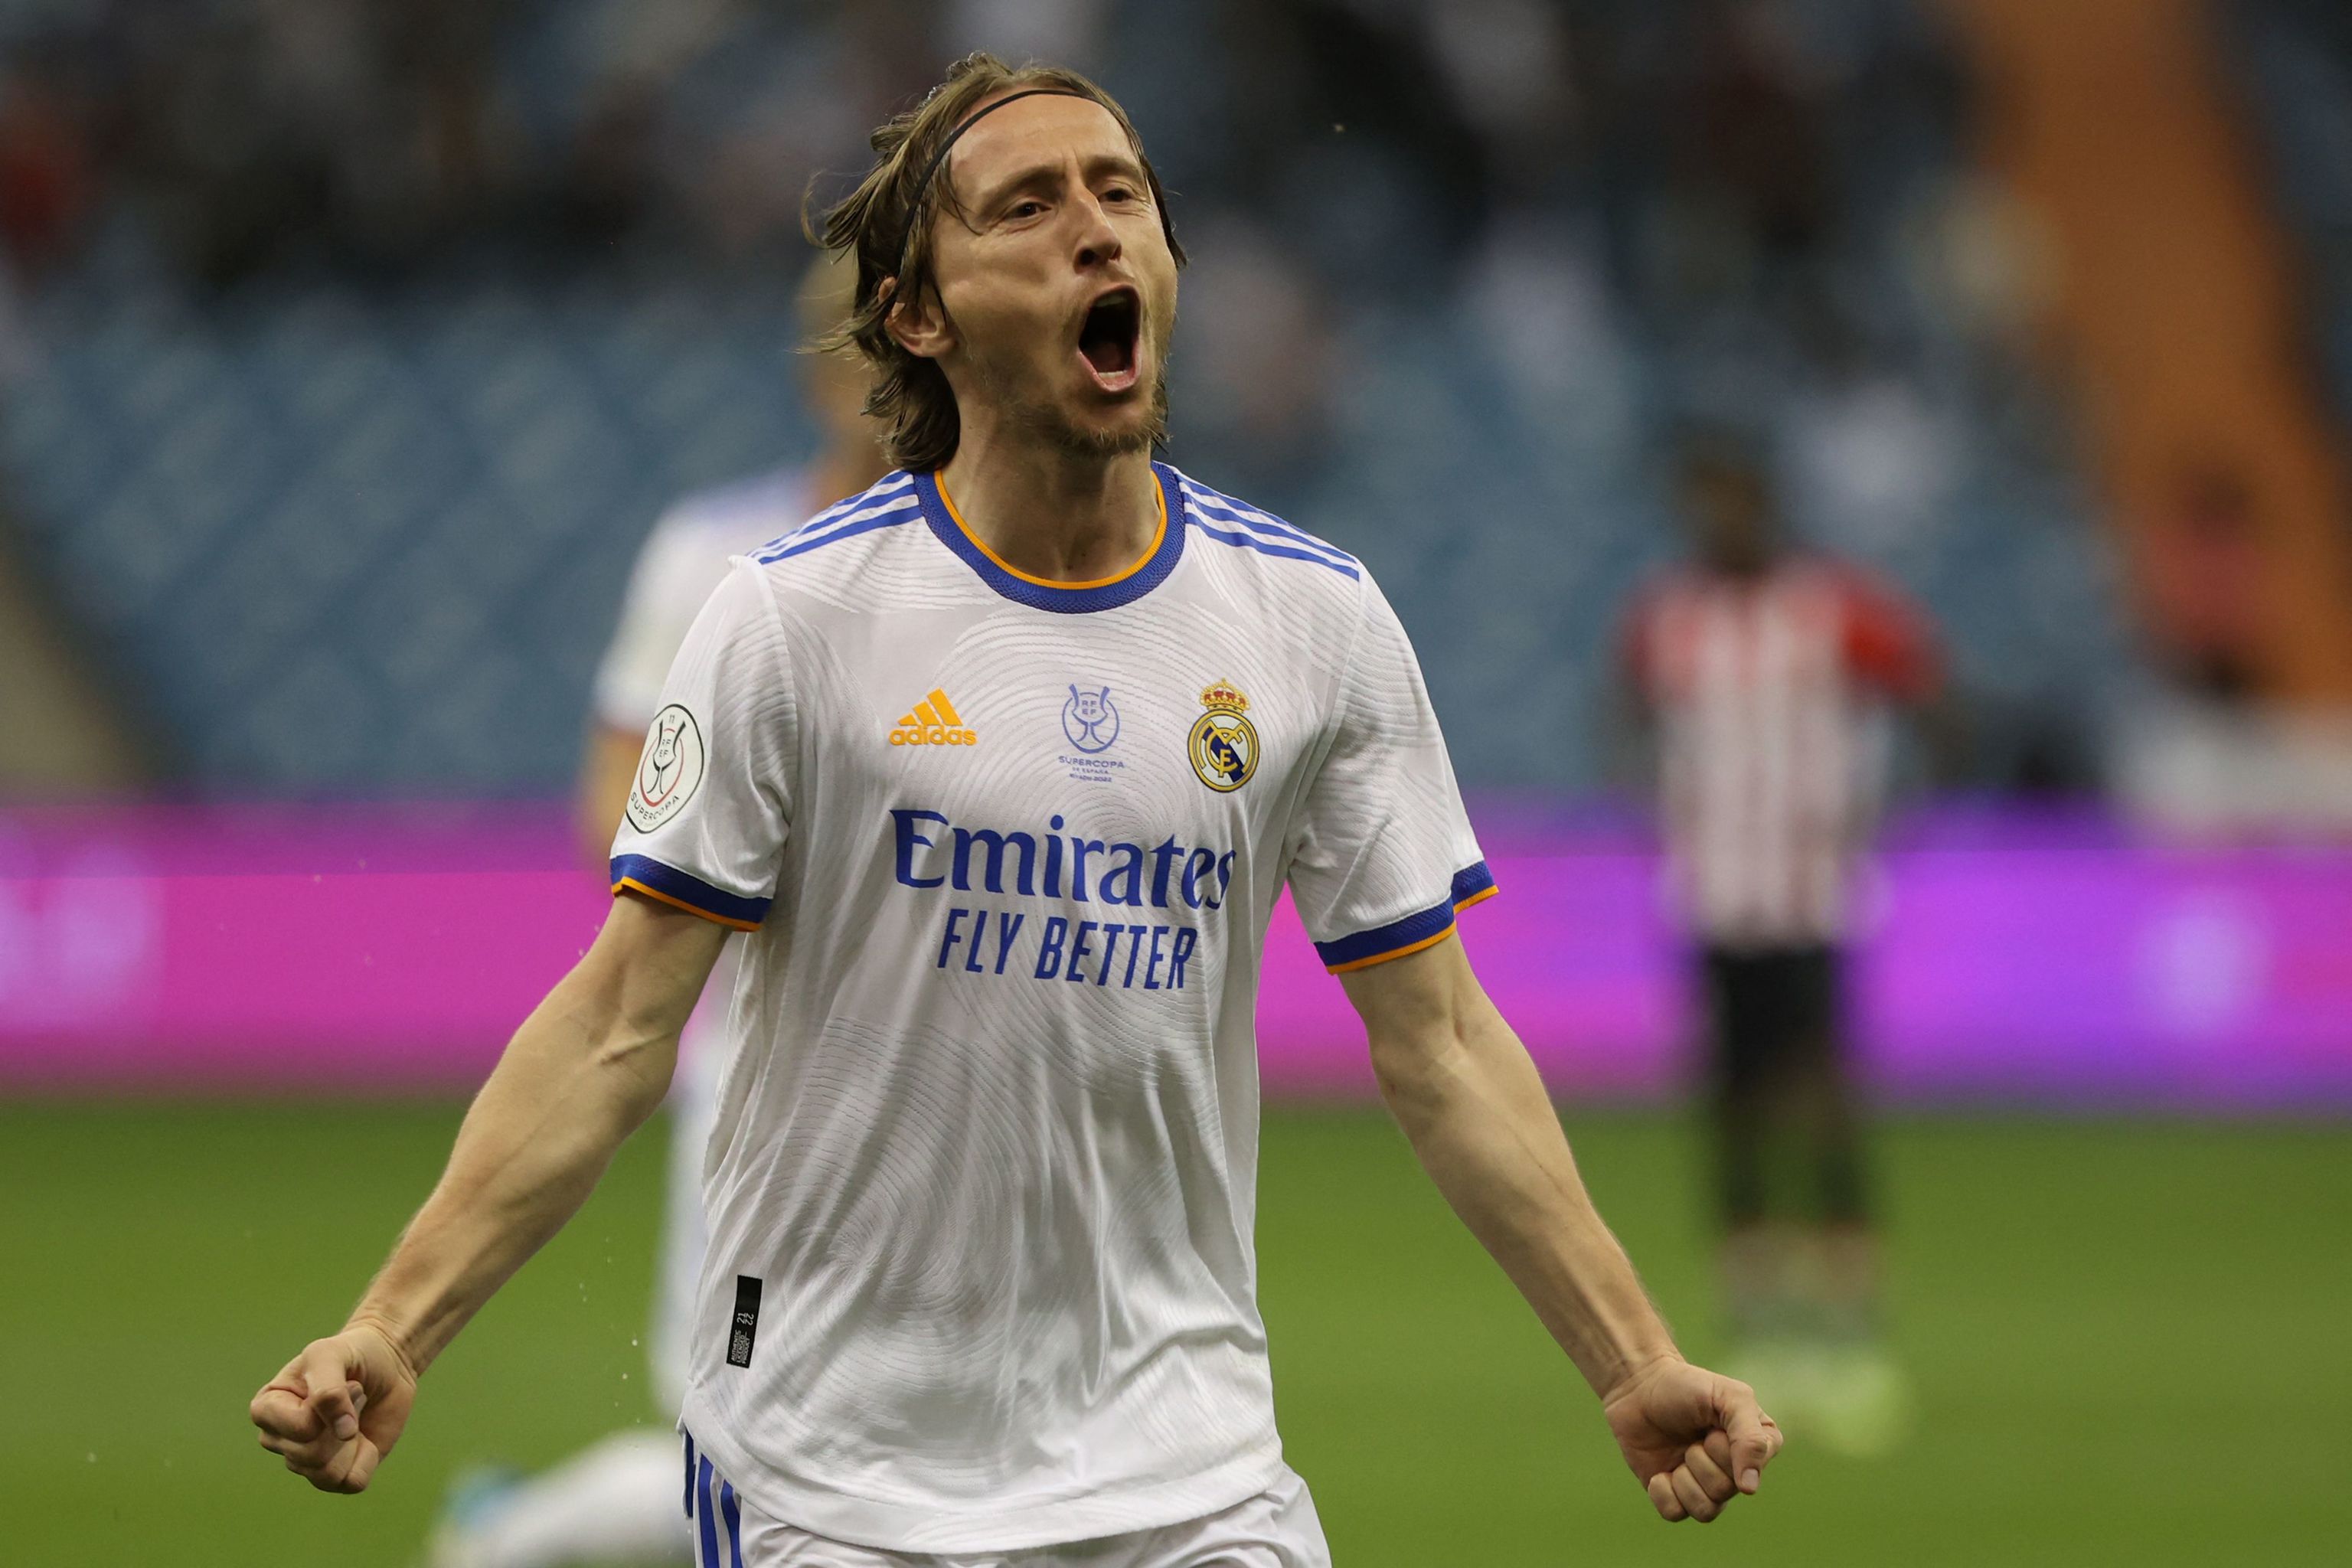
[423,250,889,1568]
[254,55,1782,1566]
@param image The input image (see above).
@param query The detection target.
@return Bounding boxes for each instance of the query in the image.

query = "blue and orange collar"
[915,462,1187,613]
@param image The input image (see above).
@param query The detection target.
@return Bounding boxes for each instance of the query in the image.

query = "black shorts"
[1700,943,1868,1223]
[1700,943,1844,1093]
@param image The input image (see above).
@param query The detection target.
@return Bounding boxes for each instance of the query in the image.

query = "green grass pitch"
[2,1101,2346,1564]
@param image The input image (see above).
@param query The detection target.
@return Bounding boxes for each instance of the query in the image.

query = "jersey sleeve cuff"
[610,854,771,931]
[1315,860,1498,973]
[1449,860,1498,910]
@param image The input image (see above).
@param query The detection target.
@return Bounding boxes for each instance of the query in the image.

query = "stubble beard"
[1031,371,1169,460]
[971,328,1172,462]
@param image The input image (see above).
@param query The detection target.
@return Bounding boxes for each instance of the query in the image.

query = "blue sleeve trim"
[1312,895,1455,970]
[609,854,772,928]
[1313,860,1499,971]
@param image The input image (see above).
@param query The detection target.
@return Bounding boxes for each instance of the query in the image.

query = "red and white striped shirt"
[1622,557,1936,949]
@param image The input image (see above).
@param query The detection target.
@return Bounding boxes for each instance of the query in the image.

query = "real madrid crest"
[1187,679,1259,792]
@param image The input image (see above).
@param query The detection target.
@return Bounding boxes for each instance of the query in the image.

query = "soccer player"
[1619,430,1941,1457]
[423,250,889,1568]
[254,56,1781,1563]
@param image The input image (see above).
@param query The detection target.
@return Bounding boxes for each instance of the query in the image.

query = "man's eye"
[1009,200,1044,219]
[1104,185,1137,203]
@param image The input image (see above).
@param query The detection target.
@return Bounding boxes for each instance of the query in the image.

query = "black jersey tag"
[727,1276,763,1367]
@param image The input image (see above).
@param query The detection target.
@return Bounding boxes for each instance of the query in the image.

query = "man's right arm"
[248,891,730,1493]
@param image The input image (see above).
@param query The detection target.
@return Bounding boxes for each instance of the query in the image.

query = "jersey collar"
[915,462,1187,613]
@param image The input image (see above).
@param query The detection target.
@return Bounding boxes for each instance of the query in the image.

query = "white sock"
[468,1429,691,1568]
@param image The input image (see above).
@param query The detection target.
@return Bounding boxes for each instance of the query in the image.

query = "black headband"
[897,87,1093,270]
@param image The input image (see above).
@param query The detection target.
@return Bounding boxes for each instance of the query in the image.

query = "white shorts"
[682,1433,1331,1568]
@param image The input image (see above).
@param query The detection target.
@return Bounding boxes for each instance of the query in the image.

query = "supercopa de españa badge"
[626,703,704,832]
[1187,680,1258,792]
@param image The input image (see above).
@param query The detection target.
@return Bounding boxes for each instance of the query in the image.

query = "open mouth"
[1076,288,1142,390]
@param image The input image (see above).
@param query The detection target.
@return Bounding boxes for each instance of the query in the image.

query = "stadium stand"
[2233,0,2352,423]
[0,0,2141,796]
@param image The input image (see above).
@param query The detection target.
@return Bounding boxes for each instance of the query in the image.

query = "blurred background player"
[424,247,887,1568]
[1619,430,1942,1459]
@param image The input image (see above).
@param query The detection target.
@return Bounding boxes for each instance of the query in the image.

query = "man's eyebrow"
[1083,150,1148,186]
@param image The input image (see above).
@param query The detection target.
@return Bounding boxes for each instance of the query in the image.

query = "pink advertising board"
[0,805,607,1092]
[3,804,2348,1105]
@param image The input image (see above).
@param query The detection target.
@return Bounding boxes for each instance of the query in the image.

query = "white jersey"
[609,463,1491,1553]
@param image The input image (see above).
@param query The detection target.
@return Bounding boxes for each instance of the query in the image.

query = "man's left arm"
[1341,935,1782,1524]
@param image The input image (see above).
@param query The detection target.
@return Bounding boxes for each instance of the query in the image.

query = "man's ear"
[883,276,955,362]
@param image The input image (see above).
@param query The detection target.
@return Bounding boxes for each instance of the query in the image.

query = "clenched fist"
[249,1320,419,1493]
[1602,1357,1783,1523]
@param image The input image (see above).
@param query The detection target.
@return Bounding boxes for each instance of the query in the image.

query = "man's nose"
[1073,193,1122,270]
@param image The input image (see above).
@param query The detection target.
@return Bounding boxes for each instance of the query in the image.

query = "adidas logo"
[890,688,978,747]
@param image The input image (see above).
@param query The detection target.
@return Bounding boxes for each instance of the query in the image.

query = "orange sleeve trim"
[612,877,762,933]
[1453,884,1501,914]
[1325,923,1459,975]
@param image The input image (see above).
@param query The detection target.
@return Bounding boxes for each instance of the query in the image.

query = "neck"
[937,430,1160,584]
